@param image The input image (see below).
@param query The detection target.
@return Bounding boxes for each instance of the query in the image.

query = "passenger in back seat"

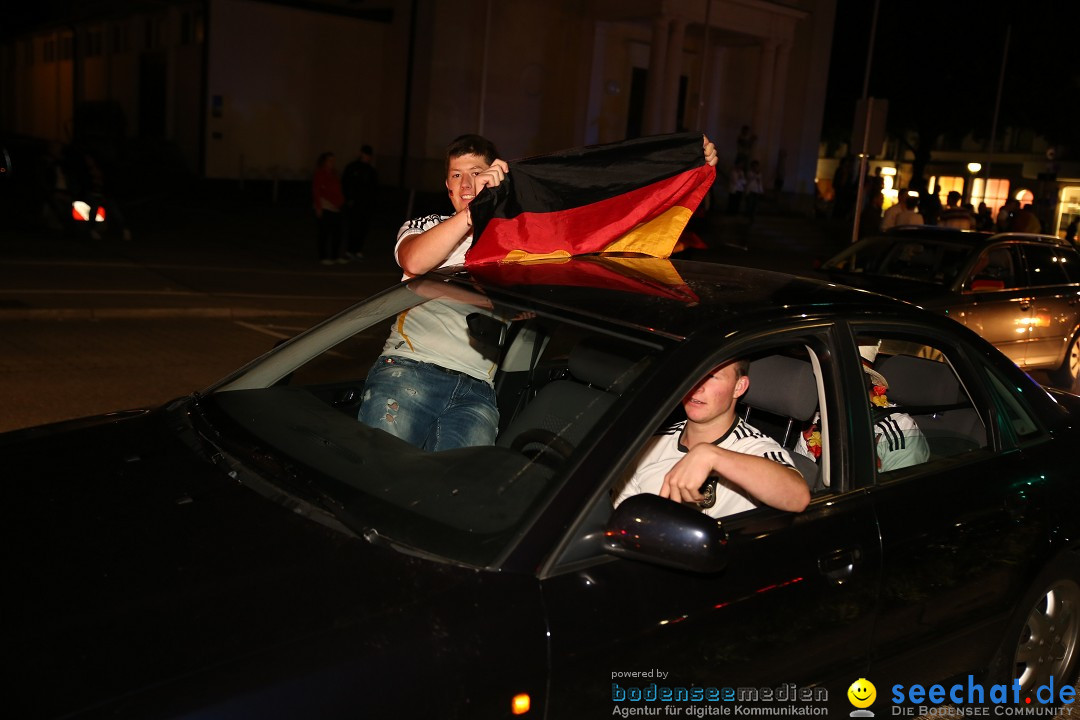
[795,344,929,472]
[613,359,811,518]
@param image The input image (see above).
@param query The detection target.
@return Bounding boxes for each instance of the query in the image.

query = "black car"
[6,257,1079,718]
[820,226,1080,390]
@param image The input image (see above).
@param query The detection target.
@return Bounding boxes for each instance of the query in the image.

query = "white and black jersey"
[394,214,472,272]
[613,418,799,519]
[874,412,930,472]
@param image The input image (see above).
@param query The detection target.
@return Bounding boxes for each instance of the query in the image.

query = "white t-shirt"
[614,418,799,519]
[380,214,497,383]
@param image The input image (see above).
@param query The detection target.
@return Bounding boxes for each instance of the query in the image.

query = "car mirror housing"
[603,494,728,573]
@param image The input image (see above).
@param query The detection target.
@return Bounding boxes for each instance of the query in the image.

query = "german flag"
[467,255,699,304]
[465,133,714,266]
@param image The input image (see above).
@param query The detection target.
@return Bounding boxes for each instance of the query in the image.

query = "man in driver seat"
[613,359,811,518]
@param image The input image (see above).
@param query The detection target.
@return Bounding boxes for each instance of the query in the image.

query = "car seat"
[874,354,986,456]
[741,354,822,489]
[496,336,649,463]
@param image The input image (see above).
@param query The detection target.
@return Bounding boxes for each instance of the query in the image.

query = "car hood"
[4,409,496,717]
[819,270,954,308]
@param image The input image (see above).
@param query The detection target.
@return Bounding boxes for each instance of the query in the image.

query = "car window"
[857,333,988,476]
[610,343,826,510]
[1021,244,1077,287]
[205,280,666,568]
[965,245,1022,291]
[825,236,974,286]
[554,341,827,569]
[982,369,1042,446]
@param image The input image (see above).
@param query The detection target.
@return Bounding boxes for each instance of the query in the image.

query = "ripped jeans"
[358,355,499,451]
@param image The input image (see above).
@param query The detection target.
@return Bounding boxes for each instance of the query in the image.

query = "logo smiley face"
[847,678,877,709]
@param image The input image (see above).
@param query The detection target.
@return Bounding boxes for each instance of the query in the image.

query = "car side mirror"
[603,494,728,573]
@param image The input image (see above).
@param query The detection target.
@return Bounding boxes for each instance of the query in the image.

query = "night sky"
[823,0,1080,156]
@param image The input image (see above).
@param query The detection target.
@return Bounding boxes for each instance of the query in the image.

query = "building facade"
[2,0,837,211]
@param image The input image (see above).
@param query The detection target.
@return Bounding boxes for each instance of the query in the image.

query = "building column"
[751,39,776,164]
[643,15,669,135]
[660,17,686,133]
[765,42,791,183]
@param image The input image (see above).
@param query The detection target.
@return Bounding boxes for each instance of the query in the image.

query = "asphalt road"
[4,196,1071,433]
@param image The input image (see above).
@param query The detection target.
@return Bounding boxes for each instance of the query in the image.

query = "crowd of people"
[829,158,1050,239]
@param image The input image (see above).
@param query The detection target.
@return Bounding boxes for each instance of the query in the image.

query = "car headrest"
[568,337,646,391]
[876,354,963,406]
[742,355,818,422]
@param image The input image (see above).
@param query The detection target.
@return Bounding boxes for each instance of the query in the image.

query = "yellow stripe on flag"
[601,206,693,258]
[499,249,573,263]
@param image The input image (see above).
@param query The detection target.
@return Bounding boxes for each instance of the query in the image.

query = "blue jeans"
[358,356,499,451]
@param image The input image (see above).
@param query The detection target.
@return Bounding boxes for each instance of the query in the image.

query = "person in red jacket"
[312,151,346,264]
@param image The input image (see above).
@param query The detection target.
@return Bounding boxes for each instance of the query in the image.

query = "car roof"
[875,226,1071,249]
[437,256,921,340]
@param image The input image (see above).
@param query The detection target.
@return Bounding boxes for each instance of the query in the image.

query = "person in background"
[341,145,378,262]
[939,191,975,229]
[744,160,764,223]
[881,189,923,230]
[312,151,345,265]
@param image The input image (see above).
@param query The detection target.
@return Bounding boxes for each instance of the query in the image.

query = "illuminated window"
[928,175,964,200]
[970,178,1009,217]
[1056,186,1080,238]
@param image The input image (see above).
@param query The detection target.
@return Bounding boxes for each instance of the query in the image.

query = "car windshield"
[824,235,974,286]
[199,278,665,568]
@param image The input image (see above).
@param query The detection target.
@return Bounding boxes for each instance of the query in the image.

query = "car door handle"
[818,547,863,584]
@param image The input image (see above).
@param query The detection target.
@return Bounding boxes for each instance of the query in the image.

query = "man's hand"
[703,136,718,167]
[474,159,509,200]
[658,443,721,504]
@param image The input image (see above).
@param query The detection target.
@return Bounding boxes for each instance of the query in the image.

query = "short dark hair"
[732,359,750,378]
[445,134,499,175]
[360,144,374,156]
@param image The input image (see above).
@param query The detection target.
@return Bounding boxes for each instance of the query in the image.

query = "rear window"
[825,236,974,286]
[1022,244,1080,286]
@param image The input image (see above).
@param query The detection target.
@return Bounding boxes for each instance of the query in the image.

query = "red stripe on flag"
[467,256,699,304]
[466,164,713,266]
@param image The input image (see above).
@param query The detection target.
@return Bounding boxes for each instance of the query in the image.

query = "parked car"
[5,257,1079,718]
[820,226,1080,389]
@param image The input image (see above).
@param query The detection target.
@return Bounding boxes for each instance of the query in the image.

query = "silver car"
[822,227,1080,389]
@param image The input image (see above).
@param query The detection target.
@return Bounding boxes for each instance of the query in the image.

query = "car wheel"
[1049,333,1079,390]
[987,555,1080,697]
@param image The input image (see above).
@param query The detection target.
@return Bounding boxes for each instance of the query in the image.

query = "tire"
[987,554,1080,697]
[1049,333,1079,390]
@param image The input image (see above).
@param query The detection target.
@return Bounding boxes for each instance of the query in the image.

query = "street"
[0,315,314,432]
[1,200,1073,433]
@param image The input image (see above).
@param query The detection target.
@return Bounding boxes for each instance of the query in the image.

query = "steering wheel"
[510,429,576,470]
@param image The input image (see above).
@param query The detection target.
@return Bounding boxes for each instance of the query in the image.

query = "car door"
[1015,243,1080,370]
[850,324,1055,685]
[536,330,882,716]
[953,244,1032,367]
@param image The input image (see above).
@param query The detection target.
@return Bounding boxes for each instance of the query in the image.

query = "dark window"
[1023,245,1078,286]
[626,67,647,140]
[856,332,988,473]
